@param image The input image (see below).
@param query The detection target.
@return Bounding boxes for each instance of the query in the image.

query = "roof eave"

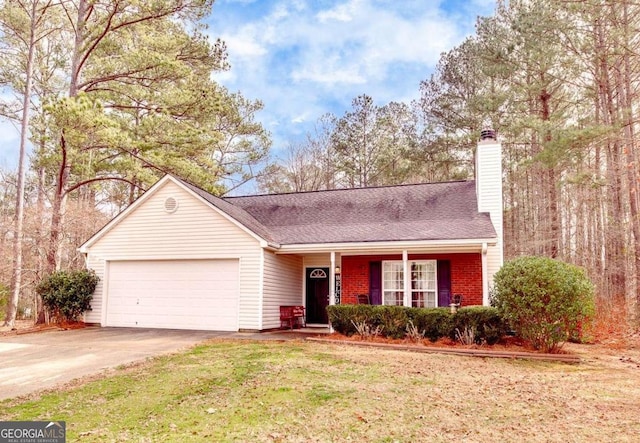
[79,175,277,253]
[274,238,498,254]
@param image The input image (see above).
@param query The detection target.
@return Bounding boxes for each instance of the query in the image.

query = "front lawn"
[1,339,639,442]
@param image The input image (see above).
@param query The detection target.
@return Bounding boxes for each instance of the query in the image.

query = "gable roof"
[81,175,498,253]
[224,181,496,245]
[178,179,278,245]
[79,175,276,252]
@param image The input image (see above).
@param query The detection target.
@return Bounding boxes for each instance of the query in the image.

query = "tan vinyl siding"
[84,180,263,330]
[84,255,105,324]
[262,252,303,329]
[303,254,331,268]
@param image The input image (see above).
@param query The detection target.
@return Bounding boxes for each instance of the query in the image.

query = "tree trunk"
[45,0,87,273]
[620,0,640,308]
[5,0,38,328]
[46,134,70,273]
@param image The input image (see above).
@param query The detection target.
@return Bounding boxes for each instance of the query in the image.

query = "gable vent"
[164,196,179,213]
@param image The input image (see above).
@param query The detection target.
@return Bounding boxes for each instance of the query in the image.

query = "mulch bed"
[306,333,581,363]
[0,320,87,337]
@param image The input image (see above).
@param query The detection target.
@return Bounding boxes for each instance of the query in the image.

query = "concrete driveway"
[0,327,239,400]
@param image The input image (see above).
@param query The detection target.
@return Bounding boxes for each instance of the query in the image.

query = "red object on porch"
[280,306,306,329]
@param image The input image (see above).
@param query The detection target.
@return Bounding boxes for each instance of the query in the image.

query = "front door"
[305,268,329,324]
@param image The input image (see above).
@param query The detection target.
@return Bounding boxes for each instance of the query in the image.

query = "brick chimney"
[476,129,503,304]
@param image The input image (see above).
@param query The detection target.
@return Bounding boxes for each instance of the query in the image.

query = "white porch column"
[403,250,410,307]
[481,242,489,306]
[329,251,336,306]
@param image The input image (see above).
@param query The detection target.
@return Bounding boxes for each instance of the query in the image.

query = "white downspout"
[329,251,336,332]
[258,251,265,331]
[403,250,410,307]
[481,242,489,306]
[329,251,336,307]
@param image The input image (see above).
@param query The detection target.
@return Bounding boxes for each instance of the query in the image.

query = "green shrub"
[407,308,451,342]
[447,307,506,345]
[492,256,595,353]
[327,305,375,336]
[36,269,99,323]
[328,305,505,344]
[373,306,409,339]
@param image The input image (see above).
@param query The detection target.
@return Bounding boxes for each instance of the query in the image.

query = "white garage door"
[105,259,239,331]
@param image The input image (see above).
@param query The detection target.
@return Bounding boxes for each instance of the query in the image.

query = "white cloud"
[207,0,492,155]
[317,0,360,22]
[223,33,268,58]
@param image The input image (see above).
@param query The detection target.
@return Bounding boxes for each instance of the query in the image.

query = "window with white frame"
[410,261,437,307]
[382,260,437,307]
[382,261,404,305]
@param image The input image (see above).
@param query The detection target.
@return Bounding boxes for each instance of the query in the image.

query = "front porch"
[287,246,493,327]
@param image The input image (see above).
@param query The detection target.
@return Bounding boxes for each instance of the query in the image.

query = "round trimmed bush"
[36,269,99,323]
[492,256,595,352]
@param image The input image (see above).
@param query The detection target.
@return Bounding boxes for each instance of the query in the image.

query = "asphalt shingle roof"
[218,181,497,245]
[179,180,279,244]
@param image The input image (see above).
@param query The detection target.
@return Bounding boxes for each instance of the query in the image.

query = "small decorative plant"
[405,320,426,343]
[455,326,477,345]
[351,320,383,340]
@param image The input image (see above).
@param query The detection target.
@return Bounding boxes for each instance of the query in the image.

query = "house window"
[382,260,437,307]
[382,262,404,305]
[410,261,437,307]
[309,269,327,278]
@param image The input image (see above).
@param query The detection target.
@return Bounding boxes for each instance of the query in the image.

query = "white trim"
[382,261,404,306]
[383,258,438,308]
[329,252,336,333]
[87,254,243,261]
[79,175,270,253]
[403,251,410,307]
[329,251,336,306]
[101,260,110,325]
[482,242,489,306]
[302,266,307,310]
[276,238,497,254]
[309,269,328,278]
[258,250,265,331]
[410,260,438,307]
[303,265,331,327]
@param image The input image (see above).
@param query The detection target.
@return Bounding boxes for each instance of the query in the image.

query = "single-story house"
[79,134,503,331]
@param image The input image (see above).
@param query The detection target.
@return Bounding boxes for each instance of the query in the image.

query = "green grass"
[1,339,639,442]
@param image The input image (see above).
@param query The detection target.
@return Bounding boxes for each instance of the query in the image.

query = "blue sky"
[206,0,495,154]
[0,0,496,169]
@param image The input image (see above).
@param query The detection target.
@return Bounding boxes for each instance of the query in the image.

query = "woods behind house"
[1,0,638,323]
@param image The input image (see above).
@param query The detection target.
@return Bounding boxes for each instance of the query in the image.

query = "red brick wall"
[341,253,483,306]
[341,254,401,304]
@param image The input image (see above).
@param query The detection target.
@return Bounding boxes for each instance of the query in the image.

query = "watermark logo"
[0,421,65,443]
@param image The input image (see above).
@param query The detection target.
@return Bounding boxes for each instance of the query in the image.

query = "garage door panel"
[105,259,239,331]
